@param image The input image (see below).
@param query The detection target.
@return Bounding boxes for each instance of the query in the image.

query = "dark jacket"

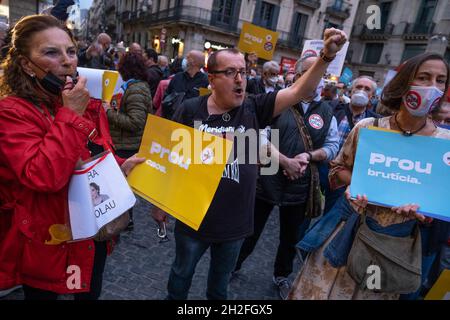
[257,100,333,205]
[165,71,209,100]
[333,102,381,129]
[146,64,163,98]
[246,78,282,95]
[107,81,153,150]
[78,48,114,70]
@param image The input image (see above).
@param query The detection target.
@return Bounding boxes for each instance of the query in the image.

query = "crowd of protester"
[0,7,449,302]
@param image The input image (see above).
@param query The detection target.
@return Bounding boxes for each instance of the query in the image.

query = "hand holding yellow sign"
[127,115,233,230]
[238,22,279,61]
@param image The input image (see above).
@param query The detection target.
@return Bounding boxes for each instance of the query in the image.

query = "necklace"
[394,113,427,136]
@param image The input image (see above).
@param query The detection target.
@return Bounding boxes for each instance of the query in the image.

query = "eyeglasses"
[211,68,247,79]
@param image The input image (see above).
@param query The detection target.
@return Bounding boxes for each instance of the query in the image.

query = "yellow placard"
[425,269,450,300]
[102,70,119,102]
[127,115,233,230]
[199,88,211,96]
[237,22,278,61]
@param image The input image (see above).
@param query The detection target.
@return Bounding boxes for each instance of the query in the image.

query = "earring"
[29,73,35,78]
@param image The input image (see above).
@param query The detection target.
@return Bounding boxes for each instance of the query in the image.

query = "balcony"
[326,1,351,20]
[278,31,304,50]
[403,22,435,40]
[126,6,239,34]
[295,0,320,10]
[360,23,394,40]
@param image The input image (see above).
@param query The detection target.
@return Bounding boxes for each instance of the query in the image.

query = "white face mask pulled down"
[402,85,444,117]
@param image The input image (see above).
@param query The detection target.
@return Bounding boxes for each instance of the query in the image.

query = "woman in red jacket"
[0,15,143,299]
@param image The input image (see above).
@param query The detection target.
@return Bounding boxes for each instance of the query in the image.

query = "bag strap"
[290,106,314,152]
[290,105,322,218]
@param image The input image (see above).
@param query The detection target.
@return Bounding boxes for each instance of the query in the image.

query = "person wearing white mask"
[334,75,381,149]
[320,76,381,214]
[246,60,283,95]
[289,53,450,301]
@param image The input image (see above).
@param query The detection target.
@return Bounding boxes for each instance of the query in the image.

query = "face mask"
[267,76,278,87]
[403,85,444,117]
[351,90,369,107]
[39,72,67,95]
[181,58,188,71]
[28,58,76,95]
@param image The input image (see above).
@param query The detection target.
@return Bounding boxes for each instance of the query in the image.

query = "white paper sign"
[77,67,124,100]
[301,40,350,77]
[68,152,136,240]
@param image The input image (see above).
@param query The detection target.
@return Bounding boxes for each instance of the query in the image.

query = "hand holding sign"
[391,203,426,222]
[323,28,348,58]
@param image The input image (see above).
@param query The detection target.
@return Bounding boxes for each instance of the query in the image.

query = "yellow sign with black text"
[127,115,233,230]
[237,22,278,61]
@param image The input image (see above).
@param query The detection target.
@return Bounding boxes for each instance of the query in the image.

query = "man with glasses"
[247,60,283,95]
[233,56,339,300]
[152,28,347,300]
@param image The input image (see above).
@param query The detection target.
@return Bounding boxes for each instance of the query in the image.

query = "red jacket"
[0,96,123,294]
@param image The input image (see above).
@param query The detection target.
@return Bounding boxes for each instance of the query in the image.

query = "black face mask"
[27,58,77,95]
[38,72,66,95]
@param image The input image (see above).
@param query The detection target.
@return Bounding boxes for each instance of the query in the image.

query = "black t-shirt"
[172,92,277,242]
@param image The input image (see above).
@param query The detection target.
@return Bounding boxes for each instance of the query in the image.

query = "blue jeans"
[167,230,244,300]
[318,162,346,215]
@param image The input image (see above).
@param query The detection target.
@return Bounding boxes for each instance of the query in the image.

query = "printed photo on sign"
[90,182,110,207]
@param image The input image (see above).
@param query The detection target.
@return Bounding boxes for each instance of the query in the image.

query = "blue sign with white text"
[339,67,353,85]
[351,128,450,222]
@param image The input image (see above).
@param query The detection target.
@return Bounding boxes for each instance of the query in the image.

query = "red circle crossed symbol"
[264,42,273,51]
[309,114,324,129]
[404,91,421,110]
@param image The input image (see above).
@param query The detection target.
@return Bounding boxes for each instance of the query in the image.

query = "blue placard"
[339,67,353,85]
[351,128,450,222]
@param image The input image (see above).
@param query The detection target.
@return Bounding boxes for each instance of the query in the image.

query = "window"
[417,0,437,25]
[402,44,426,62]
[333,0,343,10]
[362,43,383,64]
[216,0,234,24]
[380,2,391,32]
[291,13,308,42]
[260,2,275,29]
[253,1,279,30]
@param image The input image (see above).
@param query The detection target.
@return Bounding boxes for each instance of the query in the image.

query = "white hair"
[263,60,280,73]
[351,76,377,92]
